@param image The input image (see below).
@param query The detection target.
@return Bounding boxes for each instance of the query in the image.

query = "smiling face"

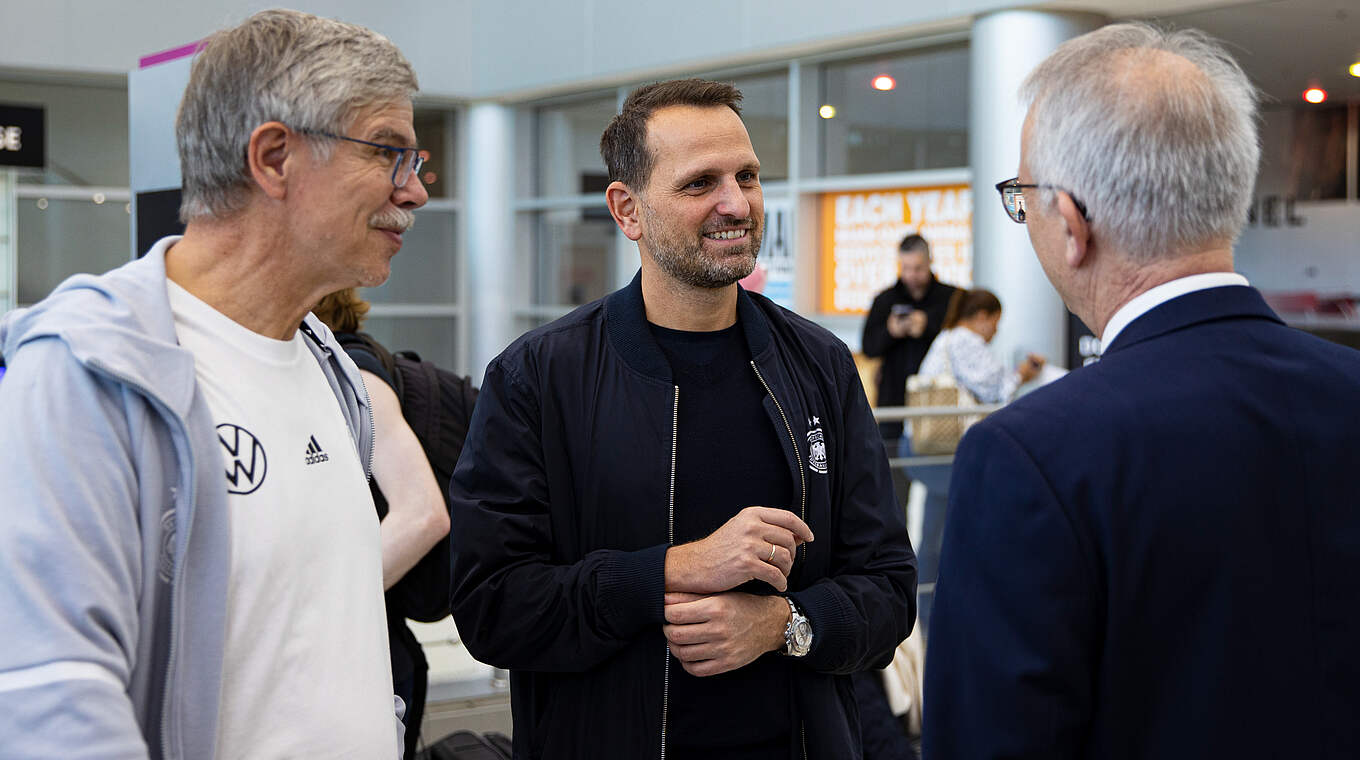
[634,104,763,290]
[290,99,429,290]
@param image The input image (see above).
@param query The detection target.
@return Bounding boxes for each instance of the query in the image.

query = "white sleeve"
[945,332,1020,404]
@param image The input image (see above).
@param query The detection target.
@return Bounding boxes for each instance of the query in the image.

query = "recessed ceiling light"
[1303,87,1327,103]
[872,75,896,91]
[819,104,837,119]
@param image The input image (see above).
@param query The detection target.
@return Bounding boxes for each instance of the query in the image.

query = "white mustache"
[370,207,415,233]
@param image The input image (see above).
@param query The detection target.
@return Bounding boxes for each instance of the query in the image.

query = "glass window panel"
[1257,105,1353,202]
[413,108,457,199]
[0,81,129,187]
[817,44,970,176]
[1288,105,1348,201]
[360,316,460,374]
[17,195,131,305]
[527,208,617,306]
[729,70,789,182]
[533,95,618,197]
[361,209,457,305]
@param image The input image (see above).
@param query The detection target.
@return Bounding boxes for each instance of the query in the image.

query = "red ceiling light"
[872,75,896,91]
[1303,87,1327,104]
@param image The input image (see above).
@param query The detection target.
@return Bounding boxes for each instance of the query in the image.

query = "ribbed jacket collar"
[603,270,773,384]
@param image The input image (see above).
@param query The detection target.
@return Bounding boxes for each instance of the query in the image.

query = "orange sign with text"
[818,185,973,315]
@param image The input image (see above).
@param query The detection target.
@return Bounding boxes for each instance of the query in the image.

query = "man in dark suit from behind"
[924,23,1360,760]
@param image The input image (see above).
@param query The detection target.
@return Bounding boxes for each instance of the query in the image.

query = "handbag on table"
[905,333,984,455]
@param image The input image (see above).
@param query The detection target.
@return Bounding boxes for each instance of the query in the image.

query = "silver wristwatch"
[781,596,813,657]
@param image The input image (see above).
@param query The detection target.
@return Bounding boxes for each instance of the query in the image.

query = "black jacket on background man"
[449,273,917,760]
[860,277,958,440]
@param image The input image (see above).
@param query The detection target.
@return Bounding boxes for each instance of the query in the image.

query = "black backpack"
[337,331,478,622]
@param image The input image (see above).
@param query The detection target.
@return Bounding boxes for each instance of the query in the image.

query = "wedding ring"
[768,545,778,563]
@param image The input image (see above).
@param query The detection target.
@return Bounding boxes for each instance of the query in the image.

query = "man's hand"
[663,592,790,677]
[904,309,928,338]
[665,506,814,593]
[886,312,911,339]
[887,309,928,339]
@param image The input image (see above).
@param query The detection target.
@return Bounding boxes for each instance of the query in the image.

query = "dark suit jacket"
[923,285,1360,759]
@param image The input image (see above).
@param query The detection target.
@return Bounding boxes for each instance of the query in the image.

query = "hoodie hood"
[1,238,198,418]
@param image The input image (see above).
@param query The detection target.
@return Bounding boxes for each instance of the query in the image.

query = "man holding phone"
[861,234,958,442]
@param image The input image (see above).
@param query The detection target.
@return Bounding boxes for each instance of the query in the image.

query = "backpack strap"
[336,332,401,396]
[404,357,444,452]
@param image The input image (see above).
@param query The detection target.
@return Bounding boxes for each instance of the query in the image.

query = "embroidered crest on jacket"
[806,416,829,474]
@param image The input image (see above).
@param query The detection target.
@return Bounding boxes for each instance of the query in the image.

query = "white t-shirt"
[167,281,396,760]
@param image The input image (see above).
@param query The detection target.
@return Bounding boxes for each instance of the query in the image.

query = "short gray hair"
[1020,23,1259,259]
[176,9,418,222]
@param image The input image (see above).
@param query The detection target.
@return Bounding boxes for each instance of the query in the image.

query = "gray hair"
[176,9,418,222]
[1020,23,1259,259]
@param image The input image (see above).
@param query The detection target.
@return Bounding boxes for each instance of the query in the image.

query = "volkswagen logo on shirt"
[218,423,267,495]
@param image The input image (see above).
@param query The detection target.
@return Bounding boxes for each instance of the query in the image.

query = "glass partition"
[817,44,970,176]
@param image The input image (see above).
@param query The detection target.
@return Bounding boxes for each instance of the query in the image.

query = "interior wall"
[0,0,1240,101]
[1236,103,1360,297]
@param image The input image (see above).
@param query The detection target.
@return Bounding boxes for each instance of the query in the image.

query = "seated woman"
[910,288,1044,637]
[918,288,1044,403]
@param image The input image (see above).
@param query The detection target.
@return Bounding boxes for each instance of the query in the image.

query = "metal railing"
[870,404,1004,468]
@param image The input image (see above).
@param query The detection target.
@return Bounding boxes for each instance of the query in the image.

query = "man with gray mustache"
[0,9,427,759]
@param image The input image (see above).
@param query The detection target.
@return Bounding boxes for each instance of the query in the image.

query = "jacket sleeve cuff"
[598,543,669,633]
[788,583,855,669]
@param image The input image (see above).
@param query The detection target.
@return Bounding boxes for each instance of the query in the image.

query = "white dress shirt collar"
[1100,272,1250,353]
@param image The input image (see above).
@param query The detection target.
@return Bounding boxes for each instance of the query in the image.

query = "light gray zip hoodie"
[0,237,385,759]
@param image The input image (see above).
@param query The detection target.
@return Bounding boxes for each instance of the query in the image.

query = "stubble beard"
[645,216,763,290]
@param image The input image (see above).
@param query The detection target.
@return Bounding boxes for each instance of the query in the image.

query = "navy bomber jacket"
[449,272,917,760]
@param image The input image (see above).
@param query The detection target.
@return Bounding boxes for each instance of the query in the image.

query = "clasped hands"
[887,309,927,339]
[662,506,814,677]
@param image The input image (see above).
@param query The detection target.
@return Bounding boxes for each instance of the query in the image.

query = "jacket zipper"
[300,322,374,479]
[354,369,377,480]
[750,361,807,562]
[661,385,679,760]
[751,362,810,757]
[660,371,805,757]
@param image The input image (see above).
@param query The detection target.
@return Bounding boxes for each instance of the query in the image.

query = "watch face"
[793,620,813,650]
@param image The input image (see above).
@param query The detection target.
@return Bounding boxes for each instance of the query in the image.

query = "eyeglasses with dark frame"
[994,177,1089,224]
[295,128,426,188]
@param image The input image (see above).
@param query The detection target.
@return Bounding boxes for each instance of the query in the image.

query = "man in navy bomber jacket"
[450,79,916,760]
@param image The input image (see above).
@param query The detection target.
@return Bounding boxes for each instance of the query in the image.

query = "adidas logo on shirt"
[304,435,330,466]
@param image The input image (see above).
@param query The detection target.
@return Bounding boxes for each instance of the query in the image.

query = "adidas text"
[304,435,329,466]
